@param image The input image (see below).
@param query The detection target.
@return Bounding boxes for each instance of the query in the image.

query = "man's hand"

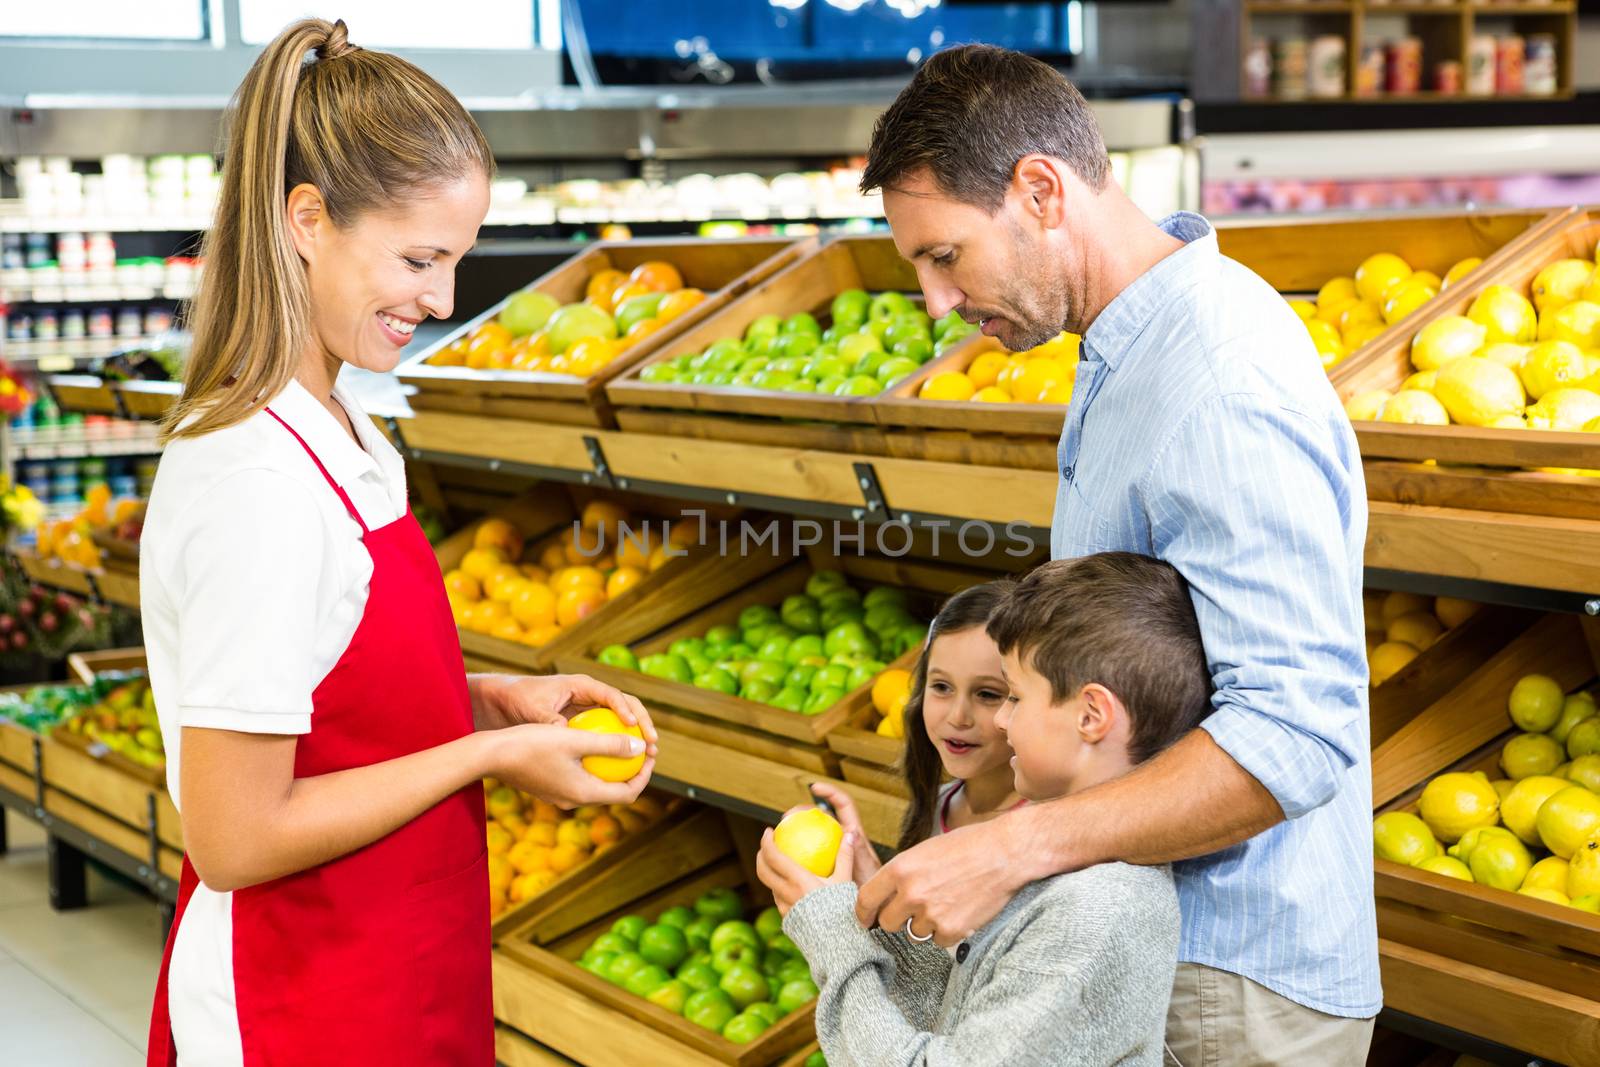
[757,823,858,917]
[855,813,1039,946]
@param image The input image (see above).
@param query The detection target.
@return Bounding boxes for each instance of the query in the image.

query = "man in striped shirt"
[852,45,1379,1064]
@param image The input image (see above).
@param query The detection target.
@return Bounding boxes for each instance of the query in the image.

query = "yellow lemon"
[1381,591,1431,623]
[1433,595,1479,628]
[1479,342,1532,370]
[965,351,1012,390]
[568,707,646,782]
[871,669,913,716]
[1523,855,1571,893]
[1518,340,1589,400]
[1448,825,1517,864]
[1316,295,1362,327]
[919,372,977,402]
[1379,390,1449,425]
[1027,332,1082,362]
[1382,281,1437,325]
[1468,831,1532,890]
[1537,785,1600,858]
[1387,611,1443,650]
[1039,382,1075,404]
[1317,276,1359,309]
[1539,300,1600,348]
[1525,387,1600,431]
[461,546,508,582]
[1468,285,1539,345]
[1532,258,1595,314]
[1343,300,1386,332]
[1288,299,1316,321]
[1566,753,1600,792]
[1492,778,1517,803]
[1442,257,1482,289]
[1400,370,1436,392]
[1013,359,1071,403]
[1417,855,1472,881]
[1502,732,1565,780]
[1418,771,1500,843]
[1342,322,1389,350]
[1410,315,1488,372]
[875,712,905,739]
[1568,832,1600,897]
[1372,811,1440,866]
[1517,886,1569,906]
[1433,357,1527,426]
[1411,270,1442,291]
[1343,389,1392,421]
[1500,775,1574,844]
[1355,252,1413,303]
[1369,641,1419,685]
[772,807,844,876]
[973,386,1013,403]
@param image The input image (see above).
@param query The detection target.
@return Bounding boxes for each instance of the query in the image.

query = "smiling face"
[295,173,490,374]
[884,168,1075,352]
[995,648,1136,801]
[919,627,1014,782]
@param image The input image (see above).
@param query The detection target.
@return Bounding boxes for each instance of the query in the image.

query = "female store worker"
[140,19,656,1066]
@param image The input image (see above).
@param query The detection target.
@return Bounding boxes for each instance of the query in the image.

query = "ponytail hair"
[894,579,1016,852]
[165,18,492,441]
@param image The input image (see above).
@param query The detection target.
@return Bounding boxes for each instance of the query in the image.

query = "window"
[0,0,207,40]
[239,0,536,50]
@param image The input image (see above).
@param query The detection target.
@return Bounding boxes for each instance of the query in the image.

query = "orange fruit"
[1039,382,1074,405]
[474,518,524,560]
[539,541,567,572]
[511,582,557,629]
[1013,359,1069,403]
[557,587,607,627]
[919,372,977,402]
[615,536,653,570]
[485,822,514,856]
[448,595,471,627]
[973,386,1012,403]
[555,819,593,851]
[509,869,558,903]
[507,840,553,876]
[485,786,521,820]
[589,814,622,847]
[519,563,550,583]
[630,260,684,293]
[966,351,1013,390]
[668,522,698,548]
[586,269,629,312]
[872,668,913,716]
[487,854,515,895]
[657,288,707,320]
[525,820,558,848]
[490,617,524,643]
[564,337,615,378]
[625,318,665,340]
[547,843,586,874]
[647,545,674,572]
[581,499,631,532]
[497,813,530,840]
[611,281,652,309]
[614,808,647,835]
[460,547,507,582]
[523,624,564,647]
[554,566,605,593]
[443,569,481,602]
[631,795,666,820]
[530,799,562,824]
[606,566,645,599]
[487,565,528,602]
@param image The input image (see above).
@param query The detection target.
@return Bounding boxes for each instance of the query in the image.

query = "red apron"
[147,408,492,1066]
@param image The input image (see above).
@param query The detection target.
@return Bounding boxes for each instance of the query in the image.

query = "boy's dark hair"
[986,553,1213,764]
[896,579,1015,853]
[860,44,1110,212]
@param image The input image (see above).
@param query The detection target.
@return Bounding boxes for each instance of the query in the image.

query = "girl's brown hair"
[165,18,493,441]
[895,579,1015,852]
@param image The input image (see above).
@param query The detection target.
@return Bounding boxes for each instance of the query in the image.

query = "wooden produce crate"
[0,702,38,801]
[496,813,815,1067]
[558,546,995,775]
[55,647,161,786]
[46,374,120,416]
[1370,611,1600,1064]
[609,236,987,455]
[1336,208,1600,474]
[824,696,909,799]
[10,546,97,598]
[115,380,180,421]
[435,485,747,675]
[397,236,811,429]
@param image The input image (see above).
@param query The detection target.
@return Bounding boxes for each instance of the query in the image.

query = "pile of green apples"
[597,570,928,715]
[636,288,978,396]
[577,886,819,1045]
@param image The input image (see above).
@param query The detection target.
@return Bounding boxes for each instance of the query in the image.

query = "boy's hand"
[809,783,882,885]
[756,825,858,917]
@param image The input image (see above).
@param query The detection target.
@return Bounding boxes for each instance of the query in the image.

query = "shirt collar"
[267,377,381,490]
[1081,211,1217,370]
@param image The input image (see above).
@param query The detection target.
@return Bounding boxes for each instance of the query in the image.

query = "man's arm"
[858,391,1366,942]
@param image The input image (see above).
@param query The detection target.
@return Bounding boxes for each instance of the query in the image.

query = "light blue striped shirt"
[1051,212,1380,1018]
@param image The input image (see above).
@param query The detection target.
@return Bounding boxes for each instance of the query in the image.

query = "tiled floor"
[0,809,165,1066]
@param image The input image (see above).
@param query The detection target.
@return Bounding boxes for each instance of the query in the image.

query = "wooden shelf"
[1246,1,1353,11]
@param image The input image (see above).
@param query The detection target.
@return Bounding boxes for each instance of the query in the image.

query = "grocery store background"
[2,1,1600,1065]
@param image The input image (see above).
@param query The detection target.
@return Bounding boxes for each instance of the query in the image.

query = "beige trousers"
[1163,963,1375,1067]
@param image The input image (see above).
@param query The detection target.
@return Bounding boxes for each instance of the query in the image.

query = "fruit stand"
[13,210,1600,1065]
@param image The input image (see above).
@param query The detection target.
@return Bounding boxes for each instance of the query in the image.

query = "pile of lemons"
[869,668,913,739]
[483,781,669,919]
[443,500,690,649]
[1365,589,1480,686]
[1344,242,1600,434]
[1374,673,1600,910]
[1290,252,1482,370]
[917,332,1081,405]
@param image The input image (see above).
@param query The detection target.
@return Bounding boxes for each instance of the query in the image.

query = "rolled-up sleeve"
[1146,391,1367,819]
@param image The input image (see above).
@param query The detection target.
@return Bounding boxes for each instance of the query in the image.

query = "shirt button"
[956,943,970,963]
[1062,466,1074,482]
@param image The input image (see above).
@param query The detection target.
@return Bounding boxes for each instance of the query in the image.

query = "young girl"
[814,580,1024,887]
[141,20,653,1066]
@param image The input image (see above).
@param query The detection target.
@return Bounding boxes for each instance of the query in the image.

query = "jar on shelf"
[61,309,85,341]
[8,313,33,342]
[116,307,144,338]
[1244,39,1273,98]
[1497,35,1526,94]
[56,233,86,274]
[1386,38,1423,94]
[1274,38,1310,100]
[1309,36,1347,98]
[1525,34,1557,96]
[1466,36,1496,93]
[86,232,117,272]
[144,307,174,335]
[87,307,114,339]
[24,234,51,269]
[114,259,144,288]
[34,309,60,341]
[1,235,23,271]
[1434,61,1463,95]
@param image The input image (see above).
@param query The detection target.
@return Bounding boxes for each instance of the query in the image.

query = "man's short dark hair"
[861,44,1110,211]
[986,552,1213,763]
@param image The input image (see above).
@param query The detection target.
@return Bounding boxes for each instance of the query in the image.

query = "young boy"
[758,552,1214,1066]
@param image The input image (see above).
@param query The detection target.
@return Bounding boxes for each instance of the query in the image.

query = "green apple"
[580,951,615,978]
[765,356,805,375]
[806,571,849,598]
[850,349,892,378]
[588,931,634,958]
[762,952,788,978]
[603,951,649,988]
[612,915,648,943]
[809,664,851,693]
[778,958,813,986]
[821,325,845,345]
[713,943,763,974]
[740,660,789,690]
[932,309,964,340]
[837,331,884,366]
[802,356,851,382]
[703,338,743,366]
[777,977,819,1014]
[548,302,619,353]
[671,353,696,372]
[669,637,706,661]
[865,604,914,634]
[639,654,693,683]
[658,905,696,930]
[838,375,881,396]
[741,679,780,705]
[625,963,674,998]
[824,623,871,657]
[722,1012,771,1044]
[726,642,755,660]
[705,624,740,647]
[847,661,886,691]
[785,634,825,663]
[710,921,762,954]
[708,370,737,386]
[781,593,818,620]
[739,605,780,631]
[646,978,691,1015]
[684,915,718,952]
[745,315,783,344]
[756,635,792,663]
[803,687,846,715]
[676,959,720,993]
[777,333,819,361]
[765,932,799,958]
[707,339,747,372]
[751,368,794,390]
[784,311,822,337]
[771,686,806,713]
[639,924,690,970]
[876,356,921,387]
[738,354,772,374]
[884,318,931,349]
[685,989,738,1032]
[816,375,848,395]
[819,586,862,608]
[597,644,639,671]
[831,289,871,330]
[782,380,818,394]
[640,363,679,383]
[719,964,771,1009]
[693,668,739,695]
[892,336,934,364]
[746,1001,783,1026]
[499,288,561,336]
[804,1052,828,1067]
[785,663,820,691]
[695,887,744,923]
[870,291,913,324]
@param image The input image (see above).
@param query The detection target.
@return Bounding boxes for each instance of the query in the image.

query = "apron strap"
[264,407,371,536]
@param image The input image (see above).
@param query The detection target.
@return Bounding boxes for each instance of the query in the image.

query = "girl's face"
[298,173,490,374]
[920,627,1013,781]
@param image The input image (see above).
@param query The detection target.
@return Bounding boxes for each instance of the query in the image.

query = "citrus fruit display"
[1373,669,1600,910]
[483,784,669,919]
[574,888,817,1045]
[594,571,931,717]
[425,259,707,377]
[912,331,1081,405]
[634,289,976,397]
[1341,238,1600,435]
[1362,589,1482,686]
[33,485,144,571]
[443,500,696,648]
[1290,251,1471,370]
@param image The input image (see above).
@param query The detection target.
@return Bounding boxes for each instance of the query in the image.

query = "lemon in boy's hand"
[773,807,844,877]
[568,707,645,781]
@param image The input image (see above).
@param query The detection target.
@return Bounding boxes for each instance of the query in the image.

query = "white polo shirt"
[140,376,409,811]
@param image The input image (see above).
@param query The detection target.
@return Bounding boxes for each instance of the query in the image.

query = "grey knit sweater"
[784,863,1180,1067]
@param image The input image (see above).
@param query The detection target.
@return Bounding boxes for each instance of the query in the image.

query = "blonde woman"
[141,20,655,1066]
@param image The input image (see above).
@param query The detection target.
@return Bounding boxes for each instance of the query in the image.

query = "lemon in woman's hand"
[569,707,645,782]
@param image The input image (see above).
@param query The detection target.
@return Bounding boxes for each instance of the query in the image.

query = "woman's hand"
[485,721,655,809]
[809,783,882,885]
[473,673,657,749]
[756,823,858,917]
